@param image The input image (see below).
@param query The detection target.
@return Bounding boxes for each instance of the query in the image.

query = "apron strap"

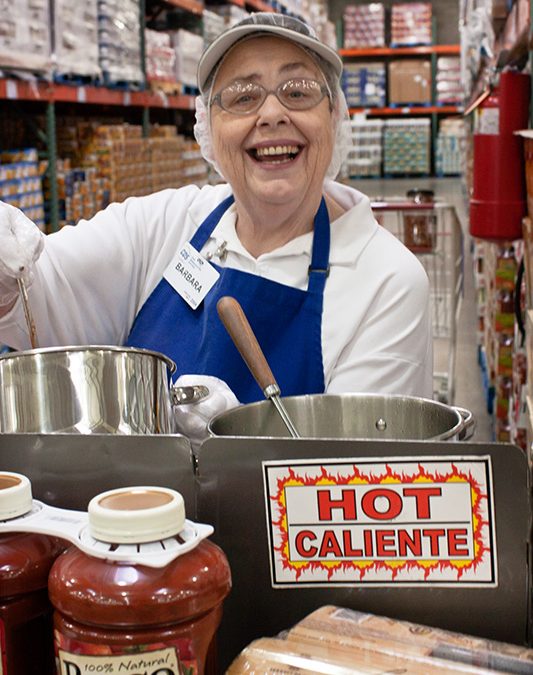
[307,197,330,295]
[190,194,235,251]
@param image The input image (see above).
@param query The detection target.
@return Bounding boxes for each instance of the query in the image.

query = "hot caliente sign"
[262,457,497,587]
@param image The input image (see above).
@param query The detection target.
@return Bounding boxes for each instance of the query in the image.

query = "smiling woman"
[0,12,433,449]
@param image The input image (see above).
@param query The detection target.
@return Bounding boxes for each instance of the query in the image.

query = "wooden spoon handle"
[216,296,277,394]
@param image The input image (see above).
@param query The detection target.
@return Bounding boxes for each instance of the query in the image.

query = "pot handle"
[170,385,210,406]
[452,406,475,441]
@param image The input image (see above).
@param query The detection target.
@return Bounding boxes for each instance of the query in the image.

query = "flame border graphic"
[271,463,489,582]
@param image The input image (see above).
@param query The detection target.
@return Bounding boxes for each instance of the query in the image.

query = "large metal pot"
[0,345,203,434]
[209,394,474,441]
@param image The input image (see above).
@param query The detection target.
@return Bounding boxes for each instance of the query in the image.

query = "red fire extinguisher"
[470,70,531,241]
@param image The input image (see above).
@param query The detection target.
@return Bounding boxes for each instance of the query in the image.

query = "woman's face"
[209,36,335,210]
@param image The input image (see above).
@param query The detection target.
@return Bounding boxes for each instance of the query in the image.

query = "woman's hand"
[0,202,44,308]
[173,374,240,450]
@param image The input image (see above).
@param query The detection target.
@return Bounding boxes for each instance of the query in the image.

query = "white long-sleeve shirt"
[0,180,433,396]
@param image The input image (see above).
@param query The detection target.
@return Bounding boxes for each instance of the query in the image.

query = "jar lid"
[88,486,186,544]
[0,472,33,520]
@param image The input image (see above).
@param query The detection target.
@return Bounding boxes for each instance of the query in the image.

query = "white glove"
[173,374,240,450]
[0,201,45,306]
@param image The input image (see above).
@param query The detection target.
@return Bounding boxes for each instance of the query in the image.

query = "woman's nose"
[256,92,290,125]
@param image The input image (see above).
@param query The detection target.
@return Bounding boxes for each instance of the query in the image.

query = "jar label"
[0,617,5,675]
[56,636,197,675]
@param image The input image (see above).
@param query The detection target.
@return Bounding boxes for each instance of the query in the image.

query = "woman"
[0,13,432,444]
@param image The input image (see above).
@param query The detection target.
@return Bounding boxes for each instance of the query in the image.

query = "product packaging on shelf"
[0,148,46,230]
[97,0,143,86]
[342,62,386,108]
[383,118,431,176]
[228,605,533,673]
[388,59,432,105]
[52,0,100,80]
[391,2,433,47]
[342,3,385,49]
[169,28,204,90]
[342,118,383,178]
[145,28,176,87]
[0,0,51,74]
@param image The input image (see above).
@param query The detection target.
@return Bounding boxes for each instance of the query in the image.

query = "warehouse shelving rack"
[0,0,278,232]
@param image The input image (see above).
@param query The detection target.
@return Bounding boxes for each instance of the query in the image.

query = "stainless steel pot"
[209,393,474,441]
[0,346,206,434]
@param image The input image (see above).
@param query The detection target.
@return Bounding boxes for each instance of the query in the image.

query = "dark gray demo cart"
[0,433,531,671]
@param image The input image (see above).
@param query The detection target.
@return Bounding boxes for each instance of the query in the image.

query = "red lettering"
[397,529,422,556]
[375,529,396,556]
[363,529,373,556]
[317,489,357,521]
[422,528,446,556]
[295,531,317,558]
[342,530,363,557]
[448,528,470,557]
[318,530,343,557]
[361,489,402,520]
[403,487,442,518]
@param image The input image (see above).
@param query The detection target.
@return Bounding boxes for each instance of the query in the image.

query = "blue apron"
[126,195,330,404]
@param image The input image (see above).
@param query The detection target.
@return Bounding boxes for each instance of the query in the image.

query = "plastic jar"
[0,471,66,675]
[48,486,232,675]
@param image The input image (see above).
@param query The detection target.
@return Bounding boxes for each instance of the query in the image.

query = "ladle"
[216,296,301,438]
[17,276,38,349]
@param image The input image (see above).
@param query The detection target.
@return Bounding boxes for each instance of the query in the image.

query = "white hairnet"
[193,17,352,181]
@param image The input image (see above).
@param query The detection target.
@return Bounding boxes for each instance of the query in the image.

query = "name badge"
[163,242,220,309]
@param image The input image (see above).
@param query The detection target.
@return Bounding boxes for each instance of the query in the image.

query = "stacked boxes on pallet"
[145,29,176,87]
[170,29,204,92]
[390,2,432,46]
[0,0,51,74]
[342,3,385,49]
[342,63,386,108]
[97,0,143,87]
[383,118,430,175]
[436,56,462,105]
[0,149,45,230]
[52,0,100,81]
[343,119,383,178]
[436,118,466,176]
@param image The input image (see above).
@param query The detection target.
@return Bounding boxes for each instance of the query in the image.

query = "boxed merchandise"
[343,118,383,178]
[436,118,467,176]
[391,2,432,47]
[98,0,143,85]
[342,63,386,108]
[343,3,385,49]
[436,56,462,105]
[170,29,204,89]
[202,10,227,49]
[0,148,45,230]
[228,606,533,673]
[388,60,431,105]
[0,0,51,74]
[52,0,100,79]
[145,29,176,85]
[384,118,430,175]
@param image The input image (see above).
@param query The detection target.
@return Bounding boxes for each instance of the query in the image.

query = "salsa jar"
[48,486,232,675]
[0,471,66,675]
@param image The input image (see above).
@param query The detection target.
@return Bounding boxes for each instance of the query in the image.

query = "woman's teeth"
[252,145,301,162]
[256,145,299,157]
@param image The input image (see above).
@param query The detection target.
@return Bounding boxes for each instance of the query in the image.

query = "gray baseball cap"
[197,13,343,95]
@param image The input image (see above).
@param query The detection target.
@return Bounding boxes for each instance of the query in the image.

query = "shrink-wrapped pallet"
[0,0,51,74]
[52,0,100,79]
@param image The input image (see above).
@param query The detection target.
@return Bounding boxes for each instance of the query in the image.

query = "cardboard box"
[388,60,431,104]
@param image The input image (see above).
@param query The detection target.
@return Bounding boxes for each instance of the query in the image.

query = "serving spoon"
[17,275,38,350]
[216,295,300,438]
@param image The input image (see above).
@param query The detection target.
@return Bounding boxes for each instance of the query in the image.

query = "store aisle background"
[355,176,493,442]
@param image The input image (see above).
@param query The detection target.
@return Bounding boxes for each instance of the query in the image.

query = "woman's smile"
[246,141,304,167]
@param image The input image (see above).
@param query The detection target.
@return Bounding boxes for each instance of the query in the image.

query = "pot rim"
[208,392,467,441]
[0,344,177,374]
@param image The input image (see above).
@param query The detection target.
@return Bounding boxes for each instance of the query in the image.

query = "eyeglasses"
[211,78,330,115]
